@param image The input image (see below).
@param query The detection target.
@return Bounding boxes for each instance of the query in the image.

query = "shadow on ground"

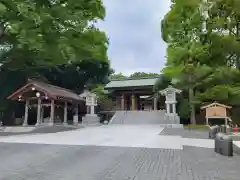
[0,125,81,136]
[160,128,209,139]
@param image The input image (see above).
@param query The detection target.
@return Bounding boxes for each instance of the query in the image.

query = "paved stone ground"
[160,127,240,154]
[0,125,239,180]
[0,143,239,180]
[0,125,214,149]
[160,127,209,139]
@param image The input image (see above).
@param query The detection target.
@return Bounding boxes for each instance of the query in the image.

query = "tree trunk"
[189,87,196,124]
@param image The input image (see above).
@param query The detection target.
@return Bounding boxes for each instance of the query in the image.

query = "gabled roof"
[201,102,232,109]
[105,76,160,89]
[8,79,83,102]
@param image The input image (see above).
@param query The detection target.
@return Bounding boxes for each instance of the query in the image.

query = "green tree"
[162,0,209,124]
[129,72,159,78]
[0,0,110,124]
[110,72,126,79]
[0,0,107,70]
[162,0,240,124]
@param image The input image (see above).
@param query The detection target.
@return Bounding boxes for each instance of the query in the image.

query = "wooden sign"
[201,102,231,117]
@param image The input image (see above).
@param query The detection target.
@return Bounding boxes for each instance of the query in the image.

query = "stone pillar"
[63,102,68,125]
[73,104,79,125]
[23,100,29,126]
[35,98,41,126]
[49,99,54,126]
[166,103,170,114]
[90,105,95,115]
[121,94,125,110]
[131,94,136,110]
[172,103,176,114]
[154,95,157,110]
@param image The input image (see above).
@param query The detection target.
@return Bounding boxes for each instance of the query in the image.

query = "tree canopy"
[110,72,160,79]
[0,0,111,123]
[161,0,240,123]
[0,0,108,70]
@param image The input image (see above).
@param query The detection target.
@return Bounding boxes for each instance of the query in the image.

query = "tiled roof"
[105,76,160,89]
[8,79,83,102]
[32,80,82,101]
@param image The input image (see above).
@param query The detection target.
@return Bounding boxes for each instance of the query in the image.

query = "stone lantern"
[80,90,100,126]
[159,85,182,126]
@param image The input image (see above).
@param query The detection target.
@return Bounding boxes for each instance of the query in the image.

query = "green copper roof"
[105,76,160,89]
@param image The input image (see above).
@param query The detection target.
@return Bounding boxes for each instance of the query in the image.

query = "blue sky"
[97,0,171,75]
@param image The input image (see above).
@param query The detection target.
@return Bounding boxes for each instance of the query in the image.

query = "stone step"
[109,111,179,126]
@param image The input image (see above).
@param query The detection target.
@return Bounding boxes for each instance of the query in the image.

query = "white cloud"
[97,0,171,75]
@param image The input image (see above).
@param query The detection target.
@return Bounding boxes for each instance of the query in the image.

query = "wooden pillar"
[35,98,42,126]
[63,102,68,125]
[132,94,136,110]
[121,94,125,110]
[49,99,54,126]
[41,107,44,123]
[23,100,29,126]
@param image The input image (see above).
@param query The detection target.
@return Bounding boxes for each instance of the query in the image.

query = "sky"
[97,0,171,76]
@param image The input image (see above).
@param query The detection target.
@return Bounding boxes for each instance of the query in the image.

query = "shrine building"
[7,79,85,126]
[104,76,162,111]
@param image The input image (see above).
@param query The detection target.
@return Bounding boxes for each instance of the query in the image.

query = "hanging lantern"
[36,92,40,97]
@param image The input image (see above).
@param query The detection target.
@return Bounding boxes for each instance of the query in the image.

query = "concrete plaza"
[0,125,239,180]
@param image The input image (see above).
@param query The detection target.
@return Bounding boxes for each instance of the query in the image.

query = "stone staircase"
[109,110,183,128]
[109,111,127,124]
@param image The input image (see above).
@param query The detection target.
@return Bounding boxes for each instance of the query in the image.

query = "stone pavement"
[0,125,239,180]
[0,125,214,149]
[0,143,239,180]
[160,127,209,139]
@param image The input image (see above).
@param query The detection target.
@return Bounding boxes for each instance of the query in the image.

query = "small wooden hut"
[201,102,232,125]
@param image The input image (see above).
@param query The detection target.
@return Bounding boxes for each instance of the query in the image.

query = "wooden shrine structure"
[201,102,232,125]
[7,79,84,126]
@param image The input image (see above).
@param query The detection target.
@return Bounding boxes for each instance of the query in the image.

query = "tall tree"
[162,0,240,124]
[162,0,209,124]
[0,0,108,70]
